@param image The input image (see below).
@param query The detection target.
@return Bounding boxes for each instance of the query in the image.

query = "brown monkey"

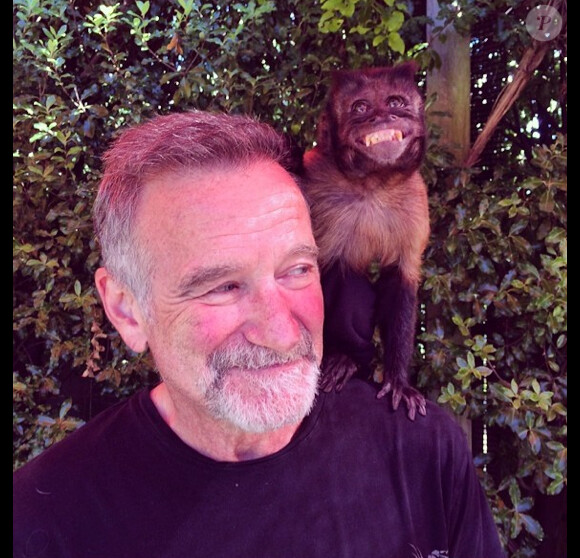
[300,62,429,420]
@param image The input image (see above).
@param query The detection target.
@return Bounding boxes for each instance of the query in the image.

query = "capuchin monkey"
[300,62,429,420]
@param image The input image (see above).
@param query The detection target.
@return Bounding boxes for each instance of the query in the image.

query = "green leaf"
[37,416,56,426]
[386,10,404,32]
[466,351,475,368]
[177,0,194,17]
[59,399,72,419]
[545,227,566,244]
[547,476,565,495]
[387,32,405,54]
[474,366,492,377]
[136,1,150,16]
[372,34,387,47]
[520,513,545,539]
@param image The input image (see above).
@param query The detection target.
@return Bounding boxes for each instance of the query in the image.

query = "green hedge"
[13,2,566,556]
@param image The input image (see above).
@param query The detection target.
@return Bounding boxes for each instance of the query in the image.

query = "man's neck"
[150,382,300,462]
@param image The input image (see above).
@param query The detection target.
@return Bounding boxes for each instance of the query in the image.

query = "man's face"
[135,160,324,433]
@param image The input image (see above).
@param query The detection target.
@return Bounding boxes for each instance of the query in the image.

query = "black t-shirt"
[14,379,506,558]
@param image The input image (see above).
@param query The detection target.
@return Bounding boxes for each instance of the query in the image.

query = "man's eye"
[210,283,239,294]
[194,282,242,305]
[281,264,318,288]
[288,265,310,276]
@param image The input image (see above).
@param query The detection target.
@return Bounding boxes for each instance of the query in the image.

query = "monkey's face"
[324,66,426,177]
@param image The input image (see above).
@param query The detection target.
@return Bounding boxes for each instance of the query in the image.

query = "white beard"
[202,330,320,433]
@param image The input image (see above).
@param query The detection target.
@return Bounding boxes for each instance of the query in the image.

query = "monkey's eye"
[351,100,371,114]
[386,96,406,108]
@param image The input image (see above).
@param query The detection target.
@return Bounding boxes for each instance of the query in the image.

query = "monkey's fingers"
[376,382,393,399]
[335,360,358,391]
[417,397,427,417]
[320,354,358,392]
[377,384,407,417]
[392,389,403,412]
[377,382,427,421]
[320,375,335,393]
[403,390,427,422]
[320,371,342,392]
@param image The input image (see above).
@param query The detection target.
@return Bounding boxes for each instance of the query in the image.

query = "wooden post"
[425,0,472,446]
[426,0,471,164]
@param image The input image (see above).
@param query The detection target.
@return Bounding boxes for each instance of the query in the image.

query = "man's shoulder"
[13,389,147,487]
[324,379,468,442]
[317,380,473,474]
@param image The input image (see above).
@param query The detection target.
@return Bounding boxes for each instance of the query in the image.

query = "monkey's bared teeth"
[364,129,403,146]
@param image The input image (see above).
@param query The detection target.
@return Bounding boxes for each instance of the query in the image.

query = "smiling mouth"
[363,128,404,146]
[223,358,308,376]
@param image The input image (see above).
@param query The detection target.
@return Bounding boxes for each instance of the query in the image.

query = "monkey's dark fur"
[301,62,429,420]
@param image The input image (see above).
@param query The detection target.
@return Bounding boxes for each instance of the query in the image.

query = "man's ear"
[94,267,149,353]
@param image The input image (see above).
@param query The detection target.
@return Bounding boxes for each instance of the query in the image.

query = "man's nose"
[242,285,302,354]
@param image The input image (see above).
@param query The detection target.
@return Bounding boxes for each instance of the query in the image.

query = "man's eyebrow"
[288,244,320,261]
[175,264,240,295]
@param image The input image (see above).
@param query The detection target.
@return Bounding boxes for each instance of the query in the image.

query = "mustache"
[207,330,317,374]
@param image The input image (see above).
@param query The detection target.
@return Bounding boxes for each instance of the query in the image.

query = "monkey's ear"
[330,68,360,91]
[316,111,332,150]
[283,132,305,175]
[393,60,420,79]
[330,69,349,86]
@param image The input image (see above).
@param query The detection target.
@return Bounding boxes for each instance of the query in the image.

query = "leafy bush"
[419,134,567,553]
[13,1,566,556]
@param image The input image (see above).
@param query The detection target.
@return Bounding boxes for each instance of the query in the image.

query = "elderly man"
[13,111,506,558]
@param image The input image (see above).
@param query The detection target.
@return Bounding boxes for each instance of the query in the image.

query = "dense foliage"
[13,1,566,556]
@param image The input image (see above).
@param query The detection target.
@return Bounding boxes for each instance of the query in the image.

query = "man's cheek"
[194,308,244,349]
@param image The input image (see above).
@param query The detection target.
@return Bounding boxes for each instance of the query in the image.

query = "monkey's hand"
[320,353,359,393]
[377,380,427,421]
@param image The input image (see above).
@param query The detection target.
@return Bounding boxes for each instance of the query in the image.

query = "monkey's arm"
[320,262,377,391]
[375,266,426,420]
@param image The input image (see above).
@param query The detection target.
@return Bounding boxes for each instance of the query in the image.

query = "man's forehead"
[136,162,310,243]
[143,161,301,203]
